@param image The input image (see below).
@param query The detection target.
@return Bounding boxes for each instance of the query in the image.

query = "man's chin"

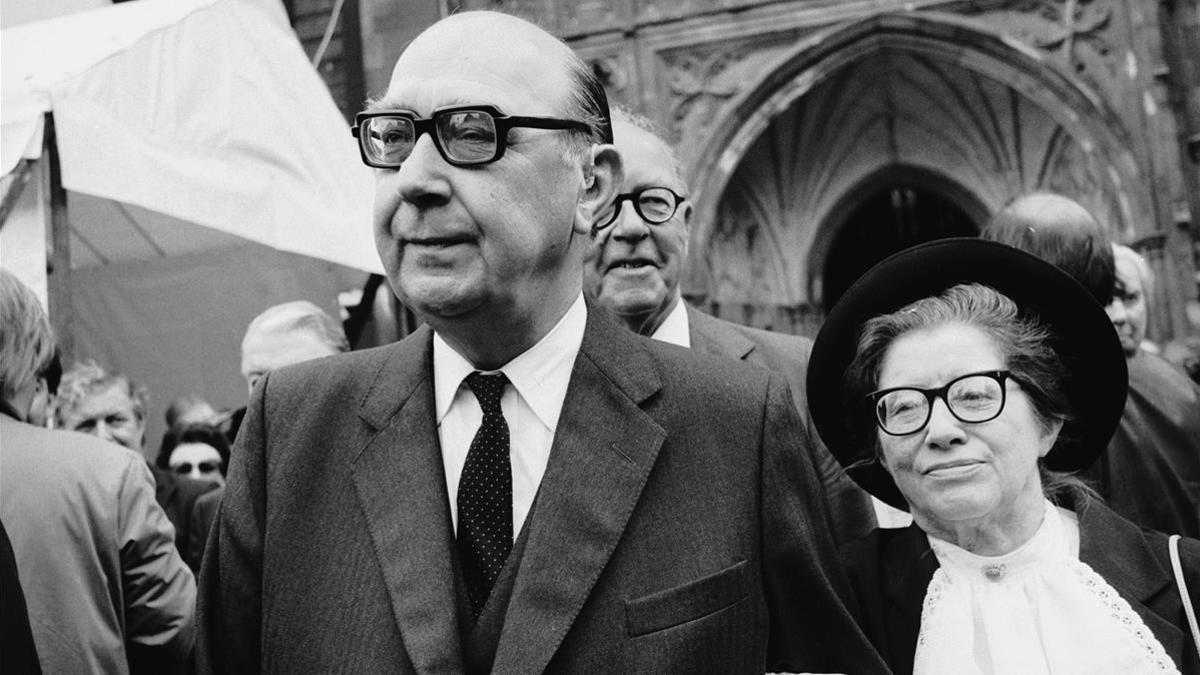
[397,278,483,322]
[602,293,665,319]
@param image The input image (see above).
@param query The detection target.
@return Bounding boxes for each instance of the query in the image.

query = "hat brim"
[806,238,1128,511]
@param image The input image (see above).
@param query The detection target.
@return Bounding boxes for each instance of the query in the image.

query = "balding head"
[241,301,348,396]
[365,10,622,369]
[386,12,611,148]
[983,192,1115,305]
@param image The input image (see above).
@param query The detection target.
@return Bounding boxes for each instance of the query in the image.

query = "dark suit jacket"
[841,496,1200,675]
[188,487,223,573]
[0,519,40,674]
[149,466,219,565]
[198,305,887,674]
[687,304,878,544]
[1084,351,1200,537]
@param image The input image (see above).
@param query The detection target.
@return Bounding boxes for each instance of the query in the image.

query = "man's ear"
[574,144,623,236]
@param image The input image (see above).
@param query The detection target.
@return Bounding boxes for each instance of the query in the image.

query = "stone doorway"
[823,183,979,311]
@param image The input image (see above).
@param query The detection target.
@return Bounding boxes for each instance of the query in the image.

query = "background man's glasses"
[596,187,686,228]
[868,370,1017,436]
[173,461,222,475]
[353,105,592,168]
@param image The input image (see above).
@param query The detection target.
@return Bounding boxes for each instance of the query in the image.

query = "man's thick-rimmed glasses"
[868,370,1018,436]
[352,105,593,168]
[596,187,687,229]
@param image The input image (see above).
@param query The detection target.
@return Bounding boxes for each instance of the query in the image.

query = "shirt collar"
[649,295,690,348]
[433,292,587,431]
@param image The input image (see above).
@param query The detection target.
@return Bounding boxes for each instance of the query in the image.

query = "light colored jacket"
[0,413,195,674]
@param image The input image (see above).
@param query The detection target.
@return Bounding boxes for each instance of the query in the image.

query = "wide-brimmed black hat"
[807,237,1128,510]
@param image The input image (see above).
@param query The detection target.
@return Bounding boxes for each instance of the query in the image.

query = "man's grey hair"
[611,105,687,189]
[243,301,349,353]
[1112,243,1154,301]
[56,360,148,425]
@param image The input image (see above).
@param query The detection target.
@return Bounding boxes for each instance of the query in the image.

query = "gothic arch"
[684,11,1153,319]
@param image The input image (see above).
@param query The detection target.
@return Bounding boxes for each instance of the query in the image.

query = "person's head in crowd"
[165,394,217,428]
[56,360,148,452]
[583,107,691,336]
[982,192,1115,306]
[1108,244,1154,357]
[809,240,1125,527]
[156,422,230,486]
[357,10,621,368]
[0,271,58,425]
[241,301,349,396]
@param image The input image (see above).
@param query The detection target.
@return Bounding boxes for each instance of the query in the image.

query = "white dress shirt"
[648,295,690,348]
[434,293,586,539]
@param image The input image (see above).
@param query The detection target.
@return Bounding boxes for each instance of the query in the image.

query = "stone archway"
[681,11,1153,335]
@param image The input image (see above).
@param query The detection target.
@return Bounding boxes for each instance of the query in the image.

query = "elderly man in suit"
[198,11,885,674]
[584,108,887,540]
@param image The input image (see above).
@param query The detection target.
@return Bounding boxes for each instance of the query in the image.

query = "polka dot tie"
[456,371,513,619]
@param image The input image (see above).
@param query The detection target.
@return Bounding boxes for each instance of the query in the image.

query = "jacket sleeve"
[197,376,270,673]
[117,456,197,672]
[760,373,890,674]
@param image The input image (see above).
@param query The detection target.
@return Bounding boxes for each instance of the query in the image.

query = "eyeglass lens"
[875,373,1005,435]
[435,110,497,163]
[362,110,499,166]
[636,188,679,222]
[363,117,415,166]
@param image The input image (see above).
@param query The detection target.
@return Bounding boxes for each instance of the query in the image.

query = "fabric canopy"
[1,0,381,274]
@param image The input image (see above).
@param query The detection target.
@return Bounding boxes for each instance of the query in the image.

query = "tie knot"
[465,371,508,414]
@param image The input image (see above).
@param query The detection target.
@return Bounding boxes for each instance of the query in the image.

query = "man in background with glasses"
[199,11,884,674]
[584,109,883,542]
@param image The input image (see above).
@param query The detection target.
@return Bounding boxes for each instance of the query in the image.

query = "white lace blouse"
[914,499,1178,674]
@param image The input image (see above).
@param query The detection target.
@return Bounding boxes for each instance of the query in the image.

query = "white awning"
[1,0,381,274]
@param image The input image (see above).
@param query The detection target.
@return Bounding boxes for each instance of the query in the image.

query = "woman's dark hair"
[843,283,1092,503]
[156,422,231,476]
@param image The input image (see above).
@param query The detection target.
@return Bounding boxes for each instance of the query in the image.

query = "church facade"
[351,0,1200,340]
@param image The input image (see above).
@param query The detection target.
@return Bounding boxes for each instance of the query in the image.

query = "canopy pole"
[43,113,74,363]
[0,159,35,230]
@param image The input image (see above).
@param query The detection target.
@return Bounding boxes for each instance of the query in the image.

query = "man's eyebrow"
[363,97,400,113]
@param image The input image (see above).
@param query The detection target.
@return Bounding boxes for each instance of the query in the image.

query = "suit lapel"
[493,305,666,674]
[351,326,464,673]
[686,304,755,361]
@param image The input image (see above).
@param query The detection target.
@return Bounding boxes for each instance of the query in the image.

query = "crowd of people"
[2,9,1198,675]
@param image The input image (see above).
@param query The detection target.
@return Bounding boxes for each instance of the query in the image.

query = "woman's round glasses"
[868,370,1017,436]
[596,187,686,229]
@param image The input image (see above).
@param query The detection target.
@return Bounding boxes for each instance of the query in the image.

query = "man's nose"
[1107,299,1128,324]
[924,397,966,448]
[395,133,452,209]
[611,204,650,242]
[94,420,116,443]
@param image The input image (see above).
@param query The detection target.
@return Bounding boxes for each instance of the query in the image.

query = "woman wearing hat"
[807,238,1200,674]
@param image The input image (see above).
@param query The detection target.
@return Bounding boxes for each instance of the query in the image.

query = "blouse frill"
[913,499,1177,675]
